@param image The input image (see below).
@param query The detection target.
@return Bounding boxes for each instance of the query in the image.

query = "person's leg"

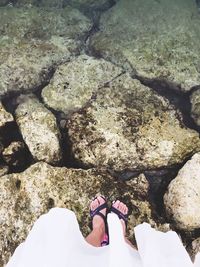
[85,196,107,247]
[112,200,136,249]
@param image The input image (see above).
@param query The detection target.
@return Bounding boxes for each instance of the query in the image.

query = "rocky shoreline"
[1,0,200,265]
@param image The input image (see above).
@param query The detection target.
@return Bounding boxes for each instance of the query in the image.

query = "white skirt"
[6,208,200,267]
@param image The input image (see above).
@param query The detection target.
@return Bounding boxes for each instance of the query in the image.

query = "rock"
[0,161,162,266]
[67,0,110,10]
[42,55,122,114]
[0,6,92,96]
[15,95,62,165]
[16,0,109,9]
[164,153,200,230]
[37,0,63,7]
[126,174,149,199]
[15,0,35,6]
[0,164,9,176]
[2,141,27,168]
[0,102,13,129]
[188,237,200,262]
[190,89,200,126]
[0,7,91,40]
[16,0,64,7]
[0,0,9,6]
[67,73,200,171]
[90,0,200,92]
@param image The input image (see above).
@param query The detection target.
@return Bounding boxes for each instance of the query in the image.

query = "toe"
[113,200,120,208]
[91,198,99,211]
[125,206,128,214]
[94,199,99,210]
[122,206,126,214]
[90,199,95,210]
[119,202,125,213]
[97,196,105,205]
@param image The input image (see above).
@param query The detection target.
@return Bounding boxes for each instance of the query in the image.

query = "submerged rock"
[90,0,200,92]
[67,0,110,10]
[196,0,200,9]
[164,153,200,230]
[16,0,64,7]
[15,95,62,165]
[0,0,9,6]
[42,55,122,114]
[16,0,110,9]
[0,6,92,96]
[67,73,200,171]
[190,89,200,126]
[0,161,163,266]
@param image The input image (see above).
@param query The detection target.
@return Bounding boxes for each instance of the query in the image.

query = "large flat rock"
[0,6,92,96]
[0,161,162,266]
[164,153,200,230]
[67,73,200,171]
[42,55,122,114]
[90,0,200,92]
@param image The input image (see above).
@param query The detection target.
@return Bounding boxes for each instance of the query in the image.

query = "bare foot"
[85,196,107,247]
[111,200,136,249]
[91,196,106,232]
[112,200,128,236]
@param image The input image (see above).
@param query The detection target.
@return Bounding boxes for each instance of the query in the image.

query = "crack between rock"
[82,0,117,55]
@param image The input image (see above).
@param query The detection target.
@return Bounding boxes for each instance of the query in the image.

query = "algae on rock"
[42,55,122,114]
[67,73,200,171]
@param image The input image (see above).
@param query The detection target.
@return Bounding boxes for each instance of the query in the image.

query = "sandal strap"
[111,206,128,226]
[90,202,107,218]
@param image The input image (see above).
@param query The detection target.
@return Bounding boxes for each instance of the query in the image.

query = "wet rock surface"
[2,141,27,168]
[190,89,200,127]
[0,0,9,6]
[67,0,110,10]
[15,95,62,165]
[0,102,13,129]
[90,0,200,92]
[164,153,200,230]
[15,0,110,9]
[67,73,200,171]
[0,164,9,176]
[0,6,92,97]
[0,161,164,266]
[189,237,200,262]
[42,55,122,114]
